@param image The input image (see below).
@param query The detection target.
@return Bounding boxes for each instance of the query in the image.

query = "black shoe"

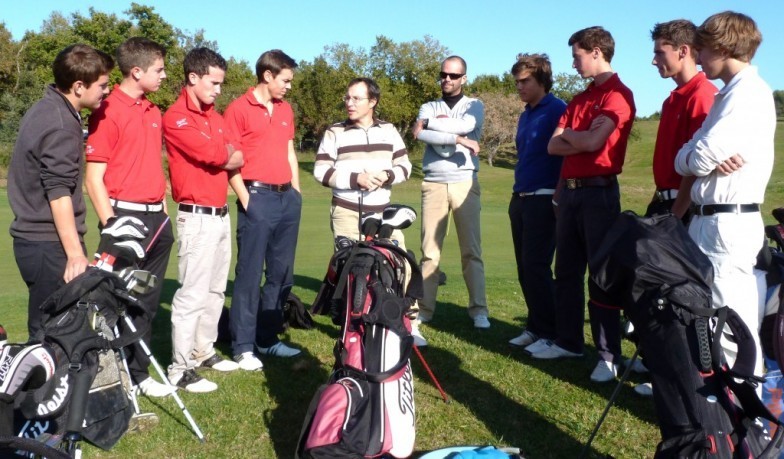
[171,369,217,393]
[199,354,240,371]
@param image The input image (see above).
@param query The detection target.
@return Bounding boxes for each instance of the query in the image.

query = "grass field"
[1,120,783,458]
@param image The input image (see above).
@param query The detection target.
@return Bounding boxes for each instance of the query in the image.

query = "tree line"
[0,3,604,168]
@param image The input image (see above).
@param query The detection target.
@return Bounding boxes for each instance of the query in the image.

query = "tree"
[478,91,520,166]
[467,73,515,96]
[552,72,586,103]
[774,90,784,119]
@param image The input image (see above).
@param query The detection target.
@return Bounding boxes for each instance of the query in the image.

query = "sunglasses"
[439,72,464,80]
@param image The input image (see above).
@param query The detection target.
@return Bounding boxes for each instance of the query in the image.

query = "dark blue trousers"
[553,184,622,363]
[508,194,556,340]
[231,187,301,353]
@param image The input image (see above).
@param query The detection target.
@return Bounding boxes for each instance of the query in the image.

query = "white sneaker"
[138,377,177,397]
[411,321,428,347]
[634,382,653,397]
[509,330,538,347]
[473,315,490,329]
[531,343,583,359]
[170,369,217,393]
[234,352,263,371]
[625,358,648,374]
[524,338,552,355]
[590,360,618,383]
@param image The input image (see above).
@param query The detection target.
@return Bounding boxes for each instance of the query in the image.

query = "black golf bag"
[591,211,784,458]
[4,268,147,450]
[297,239,423,459]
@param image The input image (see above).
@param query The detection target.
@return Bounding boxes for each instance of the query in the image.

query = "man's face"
[514,70,546,106]
[344,82,376,125]
[81,74,111,110]
[571,44,596,79]
[440,58,466,97]
[697,47,725,81]
[189,65,225,107]
[652,39,682,79]
[265,68,294,100]
[137,57,166,93]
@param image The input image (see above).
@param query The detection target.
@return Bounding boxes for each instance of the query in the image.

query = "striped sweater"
[314,120,412,212]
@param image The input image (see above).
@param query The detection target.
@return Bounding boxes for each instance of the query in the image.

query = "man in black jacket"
[8,44,113,340]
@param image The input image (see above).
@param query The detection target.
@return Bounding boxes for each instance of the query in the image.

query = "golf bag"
[591,211,784,458]
[6,268,147,450]
[297,238,423,458]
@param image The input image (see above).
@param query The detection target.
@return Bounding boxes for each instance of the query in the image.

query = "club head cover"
[773,207,784,225]
[377,224,394,239]
[101,216,149,240]
[382,204,417,230]
[360,212,382,239]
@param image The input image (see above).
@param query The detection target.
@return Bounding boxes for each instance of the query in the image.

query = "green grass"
[1,120,783,458]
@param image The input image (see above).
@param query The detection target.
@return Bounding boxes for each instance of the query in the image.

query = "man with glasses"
[412,55,488,340]
[313,77,412,245]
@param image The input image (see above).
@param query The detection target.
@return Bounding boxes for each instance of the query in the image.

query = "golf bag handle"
[336,335,414,383]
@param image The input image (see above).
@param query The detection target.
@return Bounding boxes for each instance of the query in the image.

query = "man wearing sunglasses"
[412,56,489,337]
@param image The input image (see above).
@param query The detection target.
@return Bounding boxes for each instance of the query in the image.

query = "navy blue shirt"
[513,93,567,193]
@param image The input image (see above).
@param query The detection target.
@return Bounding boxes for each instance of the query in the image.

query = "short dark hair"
[183,47,227,82]
[696,11,762,62]
[348,77,381,106]
[52,44,114,92]
[651,20,698,59]
[116,37,166,77]
[569,26,615,63]
[255,49,297,83]
[511,53,554,93]
[442,55,467,74]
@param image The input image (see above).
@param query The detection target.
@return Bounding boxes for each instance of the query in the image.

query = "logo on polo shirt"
[152,123,159,128]
[176,118,188,128]
[85,145,95,155]
[282,121,289,127]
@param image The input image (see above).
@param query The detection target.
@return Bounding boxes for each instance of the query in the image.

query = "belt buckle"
[275,184,283,192]
[566,179,578,190]
[656,190,666,202]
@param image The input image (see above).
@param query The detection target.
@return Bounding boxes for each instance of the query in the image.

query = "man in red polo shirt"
[531,27,636,385]
[647,19,717,220]
[223,49,302,370]
[163,48,244,392]
[85,37,175,397]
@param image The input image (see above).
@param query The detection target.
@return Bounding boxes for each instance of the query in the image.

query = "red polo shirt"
[163,89,236,207]
[223,87,294,184]
[652,72,717,190]
[86,85,166,203]
[559,74,636,178]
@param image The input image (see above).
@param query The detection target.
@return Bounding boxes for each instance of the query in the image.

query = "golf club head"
[381,204,417,230]
[119,269,158,295]
[334,235,354,251]
[360,212,382,239]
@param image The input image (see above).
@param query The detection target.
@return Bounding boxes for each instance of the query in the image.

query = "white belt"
[656,189,678,201]
[110,199,164,212]
[518,188,556,197]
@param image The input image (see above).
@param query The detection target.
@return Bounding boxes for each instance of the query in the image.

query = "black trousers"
[13,239,86,341]
[508,194,556,339]
[109,208,174,384]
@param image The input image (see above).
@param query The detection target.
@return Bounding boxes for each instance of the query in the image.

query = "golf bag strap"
[336,335,414,383]
[373,240,423,301]
[712,307,759,379]
[331,245,377,302]
[774,288,784,382]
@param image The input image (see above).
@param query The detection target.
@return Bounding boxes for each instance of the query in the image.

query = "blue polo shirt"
[514,92,567,193]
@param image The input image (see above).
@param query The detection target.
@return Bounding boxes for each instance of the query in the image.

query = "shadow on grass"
[419,301,657,454]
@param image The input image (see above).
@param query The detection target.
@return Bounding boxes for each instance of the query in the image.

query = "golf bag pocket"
[299,376,374,458]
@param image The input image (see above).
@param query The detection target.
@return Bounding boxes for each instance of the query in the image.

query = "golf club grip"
[64,366,93,433]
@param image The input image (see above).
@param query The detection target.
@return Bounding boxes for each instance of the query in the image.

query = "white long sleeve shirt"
[674,66,775,205]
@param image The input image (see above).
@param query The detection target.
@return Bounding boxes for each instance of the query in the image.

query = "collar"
[673,72,708,97]
[46,84,81,121]
[441,92,464,109]
[181,88,213,114]
[342,118,382,130]
[243,86,282,108]
[586,73,621,94]
[719,65,756,96]
[111,84,151,108]
[526,92,555,111]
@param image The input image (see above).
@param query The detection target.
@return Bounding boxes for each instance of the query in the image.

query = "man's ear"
[131,66,143,81]
[187,72,199,85]
[678,45,690,59]
[71,81,85,96]
[263,70,274,84]
[369,98,378,110]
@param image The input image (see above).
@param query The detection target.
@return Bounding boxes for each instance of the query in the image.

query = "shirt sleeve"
[162,110,228,168]
[599,91,633,129]
[426,99,484,136]
[389,130,411,183]
[41,128,82,201]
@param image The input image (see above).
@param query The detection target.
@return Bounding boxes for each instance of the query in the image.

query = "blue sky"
[4,1,782,117]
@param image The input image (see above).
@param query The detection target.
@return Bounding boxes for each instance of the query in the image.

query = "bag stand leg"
[413,346,449,403]
[120,315,205,443]
[578,346,641,459]
[114,326,141,415]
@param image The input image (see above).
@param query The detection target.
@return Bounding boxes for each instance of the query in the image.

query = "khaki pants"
[420,179,487,319]
[330,205,406,248]
[168,210,231,379]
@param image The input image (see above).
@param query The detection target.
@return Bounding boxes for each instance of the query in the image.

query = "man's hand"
[358,171,384,191]
[715,154,745,175]
[64,255,89,283]
[457,136,480,156]
[412,119,425,139]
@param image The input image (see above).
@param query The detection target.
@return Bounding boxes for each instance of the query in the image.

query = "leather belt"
[656,189,678,201]
[693,203,760,216]
[564,175,617,190]
[244,180,292,192]
[178,203,229,217]
[110,199,164,212]
[517,188,556,197]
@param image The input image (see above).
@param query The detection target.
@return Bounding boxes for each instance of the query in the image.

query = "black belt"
[564,175,617,190]
[693,203,760,216]
[244,180,292,192]
[178,203,229,217]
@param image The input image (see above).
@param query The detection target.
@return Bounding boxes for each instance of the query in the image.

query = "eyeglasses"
[342,96,369,104]
[439,72,464,80]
